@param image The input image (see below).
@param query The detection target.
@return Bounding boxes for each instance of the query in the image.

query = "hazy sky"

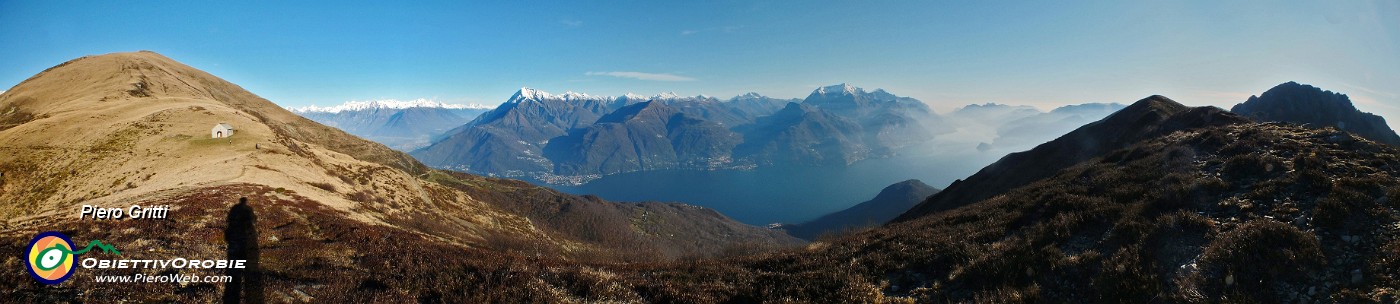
[1,1,1397,118]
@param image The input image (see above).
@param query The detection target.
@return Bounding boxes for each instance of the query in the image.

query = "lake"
[537,142,1008,225]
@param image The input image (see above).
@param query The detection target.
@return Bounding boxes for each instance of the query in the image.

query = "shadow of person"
[223,197,263,303]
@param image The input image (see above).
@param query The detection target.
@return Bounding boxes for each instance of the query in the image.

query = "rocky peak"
[1231,81,1400,145]
[814,83,860,96]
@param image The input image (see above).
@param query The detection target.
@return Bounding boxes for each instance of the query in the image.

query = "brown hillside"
[0,51,422,173]
[0,51,797,263]
[0,52,521,241]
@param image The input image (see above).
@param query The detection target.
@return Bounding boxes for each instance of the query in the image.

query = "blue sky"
[1,1,1397,119]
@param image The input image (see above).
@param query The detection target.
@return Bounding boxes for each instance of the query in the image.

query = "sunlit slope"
[0,51,796,260]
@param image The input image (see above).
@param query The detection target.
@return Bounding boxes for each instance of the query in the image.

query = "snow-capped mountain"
[501,87,712,107]
[414,85,947,184]
[290,98,491,113]
[290,99,491,151]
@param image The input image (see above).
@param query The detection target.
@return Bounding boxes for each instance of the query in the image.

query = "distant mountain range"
[990,103,1126,150]
[290,99,491,151]
[940,102,1127,152]
[412,84,947,184]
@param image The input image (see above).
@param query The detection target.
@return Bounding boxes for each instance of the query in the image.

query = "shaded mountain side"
[0,51,798,264]
[465,88,614,140]
[726,92,796,119]
[734,102,870,165]
[416,85,944,182]
[417,124,556,174]
[660,96,756,127]
[614,123,1400,302]
[803,83,934,120]
[804,84,947,152]
[1232,81,1400,146]
[413,88,615,174]
[863,110,935,155]
[895,95,1249,221]
[782,179,939,240]
[374,107,485,149]
[543,101,741,175]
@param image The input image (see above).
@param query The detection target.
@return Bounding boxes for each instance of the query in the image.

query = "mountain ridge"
[288,98,492,113]
[414,85,945,183]
[1231,81,1400,146]
[896,95,1248,221]
[293,105,487,151]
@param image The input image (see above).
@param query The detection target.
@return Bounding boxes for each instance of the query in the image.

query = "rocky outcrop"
[1231,81,1400,145]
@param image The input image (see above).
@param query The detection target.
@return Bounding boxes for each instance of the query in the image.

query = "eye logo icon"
[24,231,121,284]
[26,231,77,284]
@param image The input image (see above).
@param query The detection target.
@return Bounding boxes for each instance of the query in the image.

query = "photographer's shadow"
[223,197,263,304]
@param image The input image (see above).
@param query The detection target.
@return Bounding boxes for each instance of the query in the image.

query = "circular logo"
[26,231,76,285]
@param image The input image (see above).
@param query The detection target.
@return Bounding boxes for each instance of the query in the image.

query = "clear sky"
[1,1,1397,119]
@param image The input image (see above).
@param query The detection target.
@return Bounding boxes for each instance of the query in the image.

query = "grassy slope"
[0,51,800,277]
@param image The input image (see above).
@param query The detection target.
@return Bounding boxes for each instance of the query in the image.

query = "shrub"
[1197,220,1324,302]
[1292,151,1332,190]
[308,182,336,192]
[1387,186,1400,209]
[1313,184,1373,229]
[1221,153,1281,180]
[1093,245,1159,302]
